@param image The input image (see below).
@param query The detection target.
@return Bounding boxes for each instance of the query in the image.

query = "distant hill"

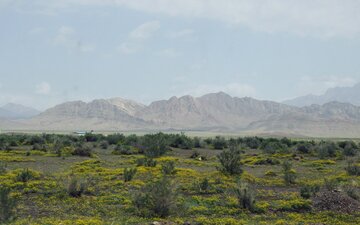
[2,93,360,137]
[283,83,360,107]
[136,92,298,130]
[26,99,151,131]
[0,103,40,119]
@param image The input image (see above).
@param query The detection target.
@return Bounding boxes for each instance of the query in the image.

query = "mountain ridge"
[0,103,40,119]
[2,93,360,137]
[283,83,360,107]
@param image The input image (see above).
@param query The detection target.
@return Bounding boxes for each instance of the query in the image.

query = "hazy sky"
[1,0,360,110]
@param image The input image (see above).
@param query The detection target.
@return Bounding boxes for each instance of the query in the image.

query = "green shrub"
[317,142,337,159]
[339,141,358,157]
[300,184,320,199]
[15,169,35,183]
[199,177,210,193]
[277,198,311,212]
[265,170,277,177]
[190,150,200,159]
[346,161,360,176]
[132,177,178,217]
[124,168,137,182]
[169,133,193,149]
[242,136,262,149]
[161,161,176,175]
[193,137,203,148]
[254,157,280,165]
[234,182,256,212]
[217,145,243,175]
[261,141,288,154]
[52,139,64,156]
[72,144,92,157]
[296,144,312,154]
[0,186,17,223]
[142,133,169,158]
[32,143,47,152]
[0,162,6,175]
[282,160,296,185]
[113,144,133,155]
[67,176,87,197]
[213,136,227,150]
[28,135,45,145]
[99,141,109,149]
[344,182,360,201]
[136,157,157,167]
[106,133,126,145]
[323,178,339,191]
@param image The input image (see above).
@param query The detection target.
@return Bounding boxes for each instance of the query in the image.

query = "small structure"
[73,130,93,136]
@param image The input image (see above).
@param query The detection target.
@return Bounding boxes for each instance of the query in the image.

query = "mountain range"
[283,83,360,107]
[0,103,40,119]
[2,92,360,137]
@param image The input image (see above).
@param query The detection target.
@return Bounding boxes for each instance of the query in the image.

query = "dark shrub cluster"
[67,176,87,197]
[16,168,35,183]
[300,184,320,199]
[113,144,134,155]
[283,160,296,185]
[217,145,243,175]
[234,181,256,212]
[72,144,92,157]
[161,161,176,175]
[136,157,157,167]
[141,133,169,158]
[124,168,137,182]
[346,160,360,176]
[0,186,17,223]
[132,177,178,218]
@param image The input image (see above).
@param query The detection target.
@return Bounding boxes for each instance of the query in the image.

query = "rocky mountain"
[136,92,299,130]
[283,83,360,107]
[25,99,150,131]
[0,103,40,119]
[106,98,145,116]
[247,101,360,137]
[2,93,360,137]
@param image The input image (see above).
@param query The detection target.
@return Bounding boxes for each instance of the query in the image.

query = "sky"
[1,0,360,110]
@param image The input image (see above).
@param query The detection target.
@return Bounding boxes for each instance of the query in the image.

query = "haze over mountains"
[1,87,360,137]
[284,83,360,107]
[0,103,40,119]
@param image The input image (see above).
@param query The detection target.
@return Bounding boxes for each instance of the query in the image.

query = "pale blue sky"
[1,0,360,110]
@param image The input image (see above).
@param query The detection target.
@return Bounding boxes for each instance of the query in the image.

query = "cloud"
[167,29,194,38]
[16,0,360,38]
[184,83,256,98]
[297,75,357,95]
[129,20,160,39]
[29,27,45,35]
[117,20,160,54]
[117,42,141,54]
[155,48,180,57]
[35,82,51,95]
[54,26,95,52]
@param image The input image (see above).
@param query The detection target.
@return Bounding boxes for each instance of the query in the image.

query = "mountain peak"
[0,103,40,119]
[283,83,360,107]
